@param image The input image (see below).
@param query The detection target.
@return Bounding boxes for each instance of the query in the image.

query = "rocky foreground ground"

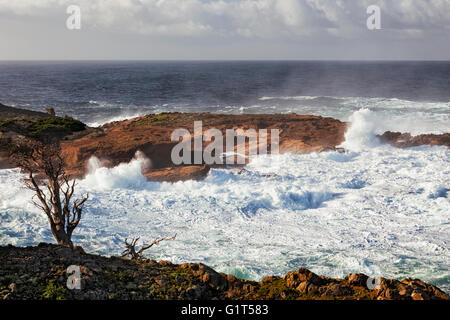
[0,244,448,300]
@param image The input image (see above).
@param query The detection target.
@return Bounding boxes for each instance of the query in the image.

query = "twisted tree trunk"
[11,140,88,248]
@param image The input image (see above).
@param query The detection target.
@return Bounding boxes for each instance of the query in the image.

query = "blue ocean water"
[0,61,449,128]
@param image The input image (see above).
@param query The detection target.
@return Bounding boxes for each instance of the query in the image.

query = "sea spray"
[82,151,152,190]
[86,111,149,127]
[339,108,381,152]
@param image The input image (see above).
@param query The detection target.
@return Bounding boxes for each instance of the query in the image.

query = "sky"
[0,0,449,60]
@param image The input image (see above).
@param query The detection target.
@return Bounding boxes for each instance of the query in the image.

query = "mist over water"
[0,61,449,292]
[0,61,449,134]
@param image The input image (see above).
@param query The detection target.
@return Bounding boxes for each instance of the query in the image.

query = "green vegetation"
[131,114,170,127]
[0,119,17,130]
[256,278,299,299]
[41,280,68,300]
[103,269,134,282]
[28,117,85,136]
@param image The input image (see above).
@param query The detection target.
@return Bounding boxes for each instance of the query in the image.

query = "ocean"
[0,61,449,292]
[0,61,449,132]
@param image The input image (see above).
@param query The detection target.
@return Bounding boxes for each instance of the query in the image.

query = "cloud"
[0,0,449,39]
[1,0,449,60]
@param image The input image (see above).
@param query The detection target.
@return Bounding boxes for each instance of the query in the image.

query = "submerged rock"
[378,131,450,148]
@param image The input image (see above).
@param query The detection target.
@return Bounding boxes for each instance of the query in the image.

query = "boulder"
[45,107,56,116]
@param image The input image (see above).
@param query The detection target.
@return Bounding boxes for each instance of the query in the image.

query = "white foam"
[259,96,320,101]
[0,141,448,292]
[82,151,151,191]
[86,112,148,127]
[340,97,450,135]
[1,104,449,291]
[342,97,450,112]
[253,95,450,135]
[339,108,381,152]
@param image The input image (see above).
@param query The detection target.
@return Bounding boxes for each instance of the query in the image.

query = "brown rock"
[155,277,167,287]
[158,260,172,266]
[284,268,324,288]
[202,273,211,283]
[186,285,207,299]
[296,281,309,293]
[411,291,428,300]
[58,113,346,182]
[261,276,280,284]
[145,165,210,182]
[8,283,16,293]
[226,274,237,283]
[45,107,56,116]
[324,283,353,297]
[346,273,368,287]
[383,288,394,299]
[378,131,450,149]
[242,283,255,293]
[180,263,196,270]
[307,284,319,295]
[397,285,411,296]
[1,243,449,300]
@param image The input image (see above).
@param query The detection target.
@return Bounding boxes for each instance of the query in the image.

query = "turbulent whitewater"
[0,109,449,293]
[0,61,449,292]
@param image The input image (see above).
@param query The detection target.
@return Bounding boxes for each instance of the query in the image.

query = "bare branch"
[121,235,176,260]
[138,234,177,255]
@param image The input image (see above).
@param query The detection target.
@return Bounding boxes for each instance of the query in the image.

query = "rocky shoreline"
[1,105,450,301]
[1,104,449,182]
[0,243,448,300]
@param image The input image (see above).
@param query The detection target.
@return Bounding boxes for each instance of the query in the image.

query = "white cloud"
[0,0,449,60]
[0,0,449,39]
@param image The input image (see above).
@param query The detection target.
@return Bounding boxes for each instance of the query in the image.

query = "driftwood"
[122,235,177,260]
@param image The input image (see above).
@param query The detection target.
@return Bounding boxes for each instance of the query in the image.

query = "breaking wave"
[339,108,381,152]
[0,113,448,291]
[82,152,151,190]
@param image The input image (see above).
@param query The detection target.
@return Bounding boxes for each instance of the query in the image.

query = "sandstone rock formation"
[60,113,347,181]
[2,104,449,182]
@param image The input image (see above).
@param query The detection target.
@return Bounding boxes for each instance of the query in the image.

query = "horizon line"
[1,59,450,62]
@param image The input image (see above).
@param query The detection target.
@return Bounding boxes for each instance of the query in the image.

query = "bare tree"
[122,235,177,260]
[11,139,88,248]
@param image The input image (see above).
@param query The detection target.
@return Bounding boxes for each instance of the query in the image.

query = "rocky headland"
[1,103,449,182]
[0,243,448,300]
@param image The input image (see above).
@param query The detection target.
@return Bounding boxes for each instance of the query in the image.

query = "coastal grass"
[28,117,86,136]
[0,119,17,130]
[41,280,68,300]
[101,262,199,300]
[256,278,299,300]
[130,114,171,127]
